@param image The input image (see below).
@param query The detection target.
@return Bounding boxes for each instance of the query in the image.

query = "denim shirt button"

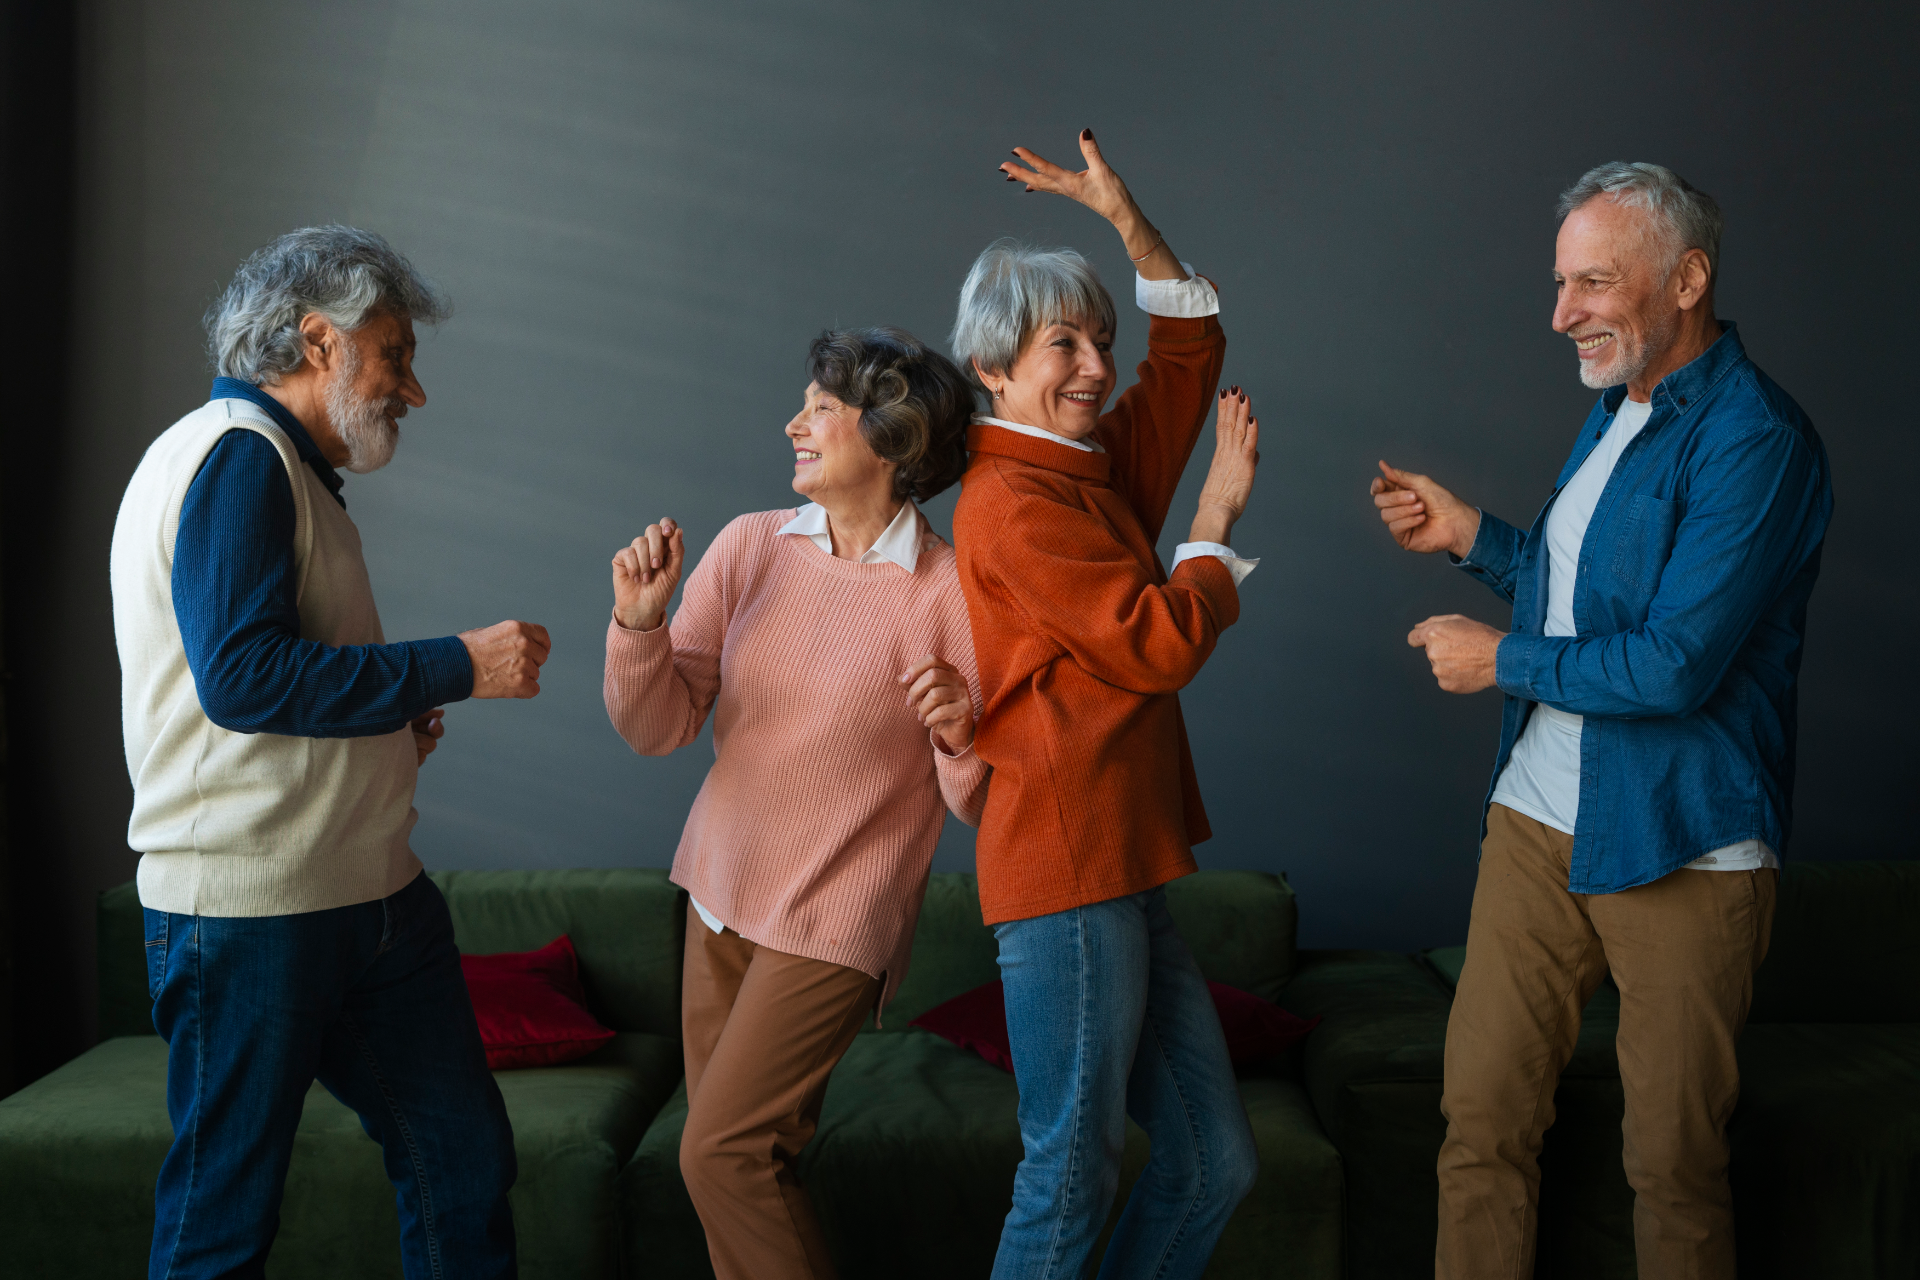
[1678,395,1688,406]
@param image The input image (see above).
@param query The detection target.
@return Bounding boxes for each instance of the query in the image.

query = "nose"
[400,370,426,409]
[1551,287,1581,335]
[784,410,806,439]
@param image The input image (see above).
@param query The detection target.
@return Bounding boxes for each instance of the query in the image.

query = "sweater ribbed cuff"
[417,635,475,704]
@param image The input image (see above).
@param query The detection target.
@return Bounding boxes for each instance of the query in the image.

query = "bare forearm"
[1113,204,1184,281]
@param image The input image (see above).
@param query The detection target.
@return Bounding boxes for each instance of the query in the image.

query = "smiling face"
[323,311,425,473]
[1551,196,1690,393]
[785,381,897,506]
[985,318,1116,441]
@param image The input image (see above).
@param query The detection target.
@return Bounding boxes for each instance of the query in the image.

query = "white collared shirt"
[776,499,925,572]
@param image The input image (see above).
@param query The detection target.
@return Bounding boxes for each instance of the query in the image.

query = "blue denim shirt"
[1457,325,1831,893]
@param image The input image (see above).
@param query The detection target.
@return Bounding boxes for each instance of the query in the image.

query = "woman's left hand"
[1000,129,1180,278]
[900,655,974,754]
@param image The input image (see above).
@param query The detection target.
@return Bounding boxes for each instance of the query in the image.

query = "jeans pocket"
[143,911,169,1002]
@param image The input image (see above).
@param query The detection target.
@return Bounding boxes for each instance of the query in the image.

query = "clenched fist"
[459,620,551,699]
[1370,461,1481,559]
[612,518,685,633]
[899,655,975,754]
[1408,614,1504,694]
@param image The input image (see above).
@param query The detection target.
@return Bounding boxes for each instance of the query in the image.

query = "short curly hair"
[807,327,977,503]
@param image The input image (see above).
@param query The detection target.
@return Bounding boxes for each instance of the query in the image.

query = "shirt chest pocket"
[1608,493,1680,593]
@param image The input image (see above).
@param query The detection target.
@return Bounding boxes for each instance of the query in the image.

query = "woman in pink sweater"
[602,327,989,1280]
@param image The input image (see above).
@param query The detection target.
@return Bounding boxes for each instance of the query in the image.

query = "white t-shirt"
[1489,396,1776,872]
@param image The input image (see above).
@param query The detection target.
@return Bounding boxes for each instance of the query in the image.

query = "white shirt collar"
[971,413,1105,454]
[776,500,926,572]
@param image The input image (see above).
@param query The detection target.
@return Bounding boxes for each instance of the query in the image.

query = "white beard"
[324,340,402,474]
[1578,307,1679,391]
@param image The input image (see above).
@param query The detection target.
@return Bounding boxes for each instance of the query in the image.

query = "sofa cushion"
[619,1029,1343,1280]
[432,869,686,1039]
[463,934,617,1069]
[874,870,1299,1032]
[0,1032,681,1280]
[1748,860,1920,1024]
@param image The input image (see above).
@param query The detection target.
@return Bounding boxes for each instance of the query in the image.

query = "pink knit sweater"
[603,507,989,1012]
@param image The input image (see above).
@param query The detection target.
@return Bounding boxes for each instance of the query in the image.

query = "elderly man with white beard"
[1369,165,1832,1279]
[110,226,548,1279]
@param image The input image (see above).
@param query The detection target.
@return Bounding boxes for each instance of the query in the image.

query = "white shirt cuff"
[1172,542,1258,586]
[1135,263,1219,319]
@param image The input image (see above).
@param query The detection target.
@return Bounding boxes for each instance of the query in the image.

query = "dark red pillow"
[910,979,1319,1073]
[460,934,616,1070]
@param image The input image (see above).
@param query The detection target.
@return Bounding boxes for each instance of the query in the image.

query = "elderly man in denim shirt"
[1371,163,1832,1279]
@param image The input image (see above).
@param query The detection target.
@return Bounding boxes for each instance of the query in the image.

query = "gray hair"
[949,238,1118,388]
[205,225,451,384]
[1557,161,1725,285]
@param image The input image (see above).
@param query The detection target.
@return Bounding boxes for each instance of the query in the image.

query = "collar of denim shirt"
[1599,321,1748,420]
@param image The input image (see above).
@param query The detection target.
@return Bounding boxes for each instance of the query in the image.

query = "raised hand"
[612,518,685,633]
[1371,461,1481,558]
[459,621,550,699]
[999,129,1181,278]
[899,655,975,754]
[1190,387,1260,545]
[410,708,445,765]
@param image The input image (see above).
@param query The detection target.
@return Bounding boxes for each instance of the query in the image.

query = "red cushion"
[909,979,1318,1073]
[460,934,616,1070]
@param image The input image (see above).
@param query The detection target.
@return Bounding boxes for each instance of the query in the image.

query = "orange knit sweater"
[953,314,1235,925]
[603,508,989,1011]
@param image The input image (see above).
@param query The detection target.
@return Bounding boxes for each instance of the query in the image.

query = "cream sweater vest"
[110,398,423,916]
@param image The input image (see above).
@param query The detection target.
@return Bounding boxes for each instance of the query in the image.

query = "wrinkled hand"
[1000,129,1137,225]
[1408,615,1505,694]
[612,518,685,632]
[459,621,551,699]
[1371,461,1481,558]
[900,655,975,754]
[410,708,445,766]
[1191,387,1260,545]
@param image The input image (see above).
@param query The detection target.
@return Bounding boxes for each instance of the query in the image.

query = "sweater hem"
[977,854,1200,927]
[136,848,423,918]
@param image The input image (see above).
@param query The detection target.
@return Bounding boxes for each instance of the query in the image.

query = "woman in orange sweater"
[602,328,990,1280]
[951,130,1264,1280]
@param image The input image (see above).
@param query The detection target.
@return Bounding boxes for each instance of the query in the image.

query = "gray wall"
[17,0,1916,1080]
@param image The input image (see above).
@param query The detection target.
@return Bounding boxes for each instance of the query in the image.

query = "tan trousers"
[679,904,880,1280]
[1436,804,1776,1280]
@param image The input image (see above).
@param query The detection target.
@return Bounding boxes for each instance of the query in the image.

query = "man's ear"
[1675,248,1713,313]
[296,312,339,373]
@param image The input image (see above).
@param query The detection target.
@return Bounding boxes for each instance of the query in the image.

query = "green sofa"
[1275,859,1920,1280]
[0,868,1341,1279]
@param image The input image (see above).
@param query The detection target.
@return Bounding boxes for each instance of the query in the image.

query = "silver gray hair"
[949,238,1119,388]
[205,225,451,384]
[1557,162,1725,285]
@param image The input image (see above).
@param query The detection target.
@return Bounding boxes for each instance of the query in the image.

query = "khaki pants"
[1436,804,1776,1280]
[679,905,881,1280]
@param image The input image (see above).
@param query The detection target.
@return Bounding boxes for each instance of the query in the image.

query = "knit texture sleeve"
[928,580,990,825]
[602,518,734,755]
[172,427,473,737]
[1094,314,1227,540]
[983,469,1240,695]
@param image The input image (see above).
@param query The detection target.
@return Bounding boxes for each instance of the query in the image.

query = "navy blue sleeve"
[171,429,474,737]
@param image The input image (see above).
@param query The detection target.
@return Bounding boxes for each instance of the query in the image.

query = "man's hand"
[612,518,685,632]
[1371,461,1481,558]
[1408,615,1505,694]
[410,708,445,765]
[459,621,551,699]
[900,655,975,754]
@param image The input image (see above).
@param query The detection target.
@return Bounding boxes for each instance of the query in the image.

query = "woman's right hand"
[1190,388,1260,545]
[612,518,684,632]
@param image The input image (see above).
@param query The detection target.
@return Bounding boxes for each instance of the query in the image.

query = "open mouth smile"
[1574,332,1615,357]
[794,450,822,464]
[1061,391,1099,405]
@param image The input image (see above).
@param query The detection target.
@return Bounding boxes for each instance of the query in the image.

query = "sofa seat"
[1731,1023,1920,1279]
[619,1027,1344,1280]
[0,1031,681,1280]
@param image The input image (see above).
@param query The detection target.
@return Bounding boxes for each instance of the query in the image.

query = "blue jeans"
[143,871,517,1280]
[991,887,1258,1280]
